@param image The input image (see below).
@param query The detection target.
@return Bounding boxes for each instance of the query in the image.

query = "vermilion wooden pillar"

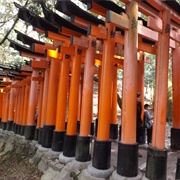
[95,65,102,136]
[52,54,70,152]
[42,59,61,148]
[13,88,19,133]
[62,46,82,159]
[146,10,170,180]
[76,77,83,134]
[1,92,5,129]
[117,2,139,178]
[92,23,115,172]
[1,92,9,130]
[24,71,38,140]
[22,84,30,135]
[7,87,15,131]
[137,51,145,144]
[171,43,180,150]
[19,85,25,135]
[137,51,144,97]
[16,88,22,134]
[0,92,3,125]
[75,36,96,162]
[34,75,44,141]
[110,65,118,140]
[38,67,50,144]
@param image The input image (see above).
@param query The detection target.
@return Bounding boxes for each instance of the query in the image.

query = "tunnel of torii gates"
[0,0,180,179]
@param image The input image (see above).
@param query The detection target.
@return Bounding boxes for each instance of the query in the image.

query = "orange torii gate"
[1,0,180,179]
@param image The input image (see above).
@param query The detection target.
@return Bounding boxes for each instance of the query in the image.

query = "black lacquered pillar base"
[75,136,91,162]
[24,125,36,140]
[175,157,180,179]
[90,122,95,136]
[13,123,18,134]
[110,124,118,140]
[7,120,13,131]
[95,118,98,137]
[63,134,77,157]
[76,121,80,134]
[52,131,65,152]
[146,146,167,180]
[117,142,138,177]
[42,125,55,148]
[34,128,39,141]
[38,127,43,144]
[92,140,111,170]
[1,122,7,130]
[171,128,180,150]
[17,125,22,135]
[20,125,25,136]
[119,125,122,140]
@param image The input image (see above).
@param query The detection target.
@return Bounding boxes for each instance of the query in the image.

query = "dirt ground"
[0,150,43,180]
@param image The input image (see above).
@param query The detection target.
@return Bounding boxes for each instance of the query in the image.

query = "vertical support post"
[110,65,118,140]
[137,51,145,144]
[1,93,6,129]
[1,92,9,130]
[13,88,20,133]
[0,92,3,127]
[95,66,102,136]
[34,76,44,141]
[52,54,70,152]
[116,2,139,178]
[19,85,25,135]
[42,59,60,148]
[75,36,96,162]
[62,46,82,160]
[38,67,50,144]
[77,78,83,134]
[17,88,22,134]
[90,23,115,176]
[24,71,38,140]
[146,10,170,180]
[22,84,30,135]
[170,44,180,150]
[7,88,15,131]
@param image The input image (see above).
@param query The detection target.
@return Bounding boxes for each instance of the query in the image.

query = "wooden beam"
[20,51,45,60]
[138,41,156,54]
[61,26,83,37]
[136,0,159,17]
[31,60,48,69]
[115,32,124,44]
[170,29,180,43]
[87,1,107,17]
[147,16,163,33]
[87,24,107,39]
[170,39,176,49]
[138,24,159,42]
[46,31,70,44]
[146,0,180,25]
[71,15,95,29]
[32,76,43,82]
[32,43,56,54]
[20,71,32,76]
[34,27,44,34]
[106,11,130,30]
[70,36,89,48]
[58,46,75,56]
[20,65,33,72]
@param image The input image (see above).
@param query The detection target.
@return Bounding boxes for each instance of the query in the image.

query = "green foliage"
[144,53,156,88]
[0,0,52,65]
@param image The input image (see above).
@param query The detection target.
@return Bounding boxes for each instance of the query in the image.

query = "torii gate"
[3,0,180,179]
